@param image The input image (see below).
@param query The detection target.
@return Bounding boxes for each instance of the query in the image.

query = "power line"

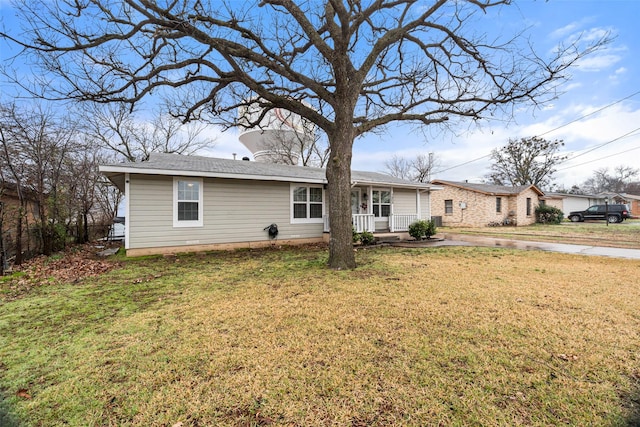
[431,90,640,176]
[536,90,640,137]
[561,127,640,163]
[557,144,640,171]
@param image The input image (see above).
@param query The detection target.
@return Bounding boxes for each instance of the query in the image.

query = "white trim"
[99,165,441,191]
[173,177,204,228]
[100,165,326,185]
[290,183,325,224]
[372,188,392,219]
[124,173,130,250]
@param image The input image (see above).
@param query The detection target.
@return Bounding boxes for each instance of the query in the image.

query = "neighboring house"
[99,153,441,256]
[1,182,41,260]
[603,193,640,218]
[614,193,640,218]
[429,180,543,227]
[541,192,605,214]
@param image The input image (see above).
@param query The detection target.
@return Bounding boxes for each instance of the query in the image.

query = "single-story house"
[602,192,640,218]
[99,153,441,256]
[541,192,605,214]
[429,180,544,227]
[1,181,42,260]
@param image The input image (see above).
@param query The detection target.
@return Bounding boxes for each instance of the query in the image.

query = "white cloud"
[549,17,596,40]
[575,53,622,72]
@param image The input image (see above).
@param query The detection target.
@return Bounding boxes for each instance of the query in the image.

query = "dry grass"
[1,245,639,426]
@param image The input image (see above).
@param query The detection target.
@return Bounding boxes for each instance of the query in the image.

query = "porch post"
[416,189,421,220]
[390,188,395,232]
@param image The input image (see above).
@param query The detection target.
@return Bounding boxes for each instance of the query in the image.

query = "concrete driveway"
[393,233,640,260]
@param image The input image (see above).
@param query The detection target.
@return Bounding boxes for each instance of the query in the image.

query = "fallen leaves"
[1,243,121,301]
[16,389,32,399]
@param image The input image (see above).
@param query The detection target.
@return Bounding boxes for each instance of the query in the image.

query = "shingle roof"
[430,179,543,196]
[100,152,437,190]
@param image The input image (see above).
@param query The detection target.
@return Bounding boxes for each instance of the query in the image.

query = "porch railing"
[389,214,418,232]
[323,214,375,233]
[353,214,375,233]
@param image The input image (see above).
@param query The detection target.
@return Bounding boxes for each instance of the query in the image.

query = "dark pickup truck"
[568,204,631,224]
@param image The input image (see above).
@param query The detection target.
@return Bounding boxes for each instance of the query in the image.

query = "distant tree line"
[387,136,639,196]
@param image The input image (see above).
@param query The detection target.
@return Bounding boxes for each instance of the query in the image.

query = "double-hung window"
[496,197,502,213]
[173,178,203,227]
[372,190,391,218]
[291,185,324,223]
[444,199,453,215]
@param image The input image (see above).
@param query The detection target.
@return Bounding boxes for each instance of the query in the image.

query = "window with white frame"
[173,178,203,227]
[291,185,324,222]
[444,199,453,215]
[372,190,391,218]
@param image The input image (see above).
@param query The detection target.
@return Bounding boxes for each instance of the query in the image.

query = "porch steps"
[374,233,404,243]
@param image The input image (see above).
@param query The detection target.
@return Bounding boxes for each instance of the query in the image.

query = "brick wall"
[431,185,540,227]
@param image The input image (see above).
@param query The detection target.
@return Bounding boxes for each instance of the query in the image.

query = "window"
[173,178,203,227]
[291,185,324,223]
[496,197,502,213]
[372,190,391,218]
[445,199,453,215]
[526,197,532,216]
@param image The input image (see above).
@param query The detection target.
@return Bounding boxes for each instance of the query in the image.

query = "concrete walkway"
[392,233,640,260]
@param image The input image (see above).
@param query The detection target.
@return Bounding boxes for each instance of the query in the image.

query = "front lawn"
[1,245,639,426]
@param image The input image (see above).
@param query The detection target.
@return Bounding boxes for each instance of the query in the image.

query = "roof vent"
[242,156,251,161]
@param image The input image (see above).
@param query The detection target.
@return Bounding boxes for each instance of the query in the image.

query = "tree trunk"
[83,210,89,243]
[15,207,23,265]
[326,126,357,270]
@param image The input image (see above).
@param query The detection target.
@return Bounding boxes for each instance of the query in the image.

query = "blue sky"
[1,0,639,189]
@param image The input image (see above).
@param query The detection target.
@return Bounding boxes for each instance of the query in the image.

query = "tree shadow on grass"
[0,395,21,427]
[623,375,640,427]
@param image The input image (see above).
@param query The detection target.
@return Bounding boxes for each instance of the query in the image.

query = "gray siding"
[392,189,418,215]
[128,175,323,249]
[420,192,431,219]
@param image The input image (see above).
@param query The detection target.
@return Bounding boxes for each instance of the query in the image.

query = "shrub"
[536,205,564,224]
[359,231,375,246]
[352,227,361,243]
[409,219,437,240]
[424,219,437,238]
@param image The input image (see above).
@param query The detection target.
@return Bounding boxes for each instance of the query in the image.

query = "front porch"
[323,214,420,233]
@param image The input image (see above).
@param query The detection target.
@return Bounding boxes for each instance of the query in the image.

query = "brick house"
[608,193,640,218]
[430,180,544,227]
[1,182,41,261]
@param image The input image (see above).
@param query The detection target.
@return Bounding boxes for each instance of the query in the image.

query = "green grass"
[1,245,639,426]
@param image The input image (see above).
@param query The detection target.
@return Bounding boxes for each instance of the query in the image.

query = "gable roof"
[100,153,440,191]
[430,179,544,196]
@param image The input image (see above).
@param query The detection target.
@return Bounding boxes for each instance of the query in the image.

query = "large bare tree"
[0,102,80,257]
[582,165,639,194]
[1,0,608,268]
[486,137,567,190]
[84,103,215,162]
[385,153,439,183]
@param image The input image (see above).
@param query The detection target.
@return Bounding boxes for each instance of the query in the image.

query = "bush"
[536,205,564,224]
[424,219,437,238]
[359,231,375,246]
[352,227,360,243]
[408,219,437,240]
